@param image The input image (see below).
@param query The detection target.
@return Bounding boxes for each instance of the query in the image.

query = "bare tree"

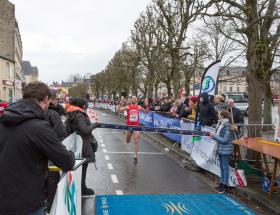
[212,0,280,127]
[153,0,217,98]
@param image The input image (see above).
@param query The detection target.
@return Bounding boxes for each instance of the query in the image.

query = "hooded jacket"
[0,99,75,215]
[67,105,97,162]
[47,103,67,141]
[199,92,218,126]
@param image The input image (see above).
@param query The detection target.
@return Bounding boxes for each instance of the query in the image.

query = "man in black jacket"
[45,90,68,211]
[199,92,218,127]
[0,82,75,215]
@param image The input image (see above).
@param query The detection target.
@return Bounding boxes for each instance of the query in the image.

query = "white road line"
[99,139,104,143]
[111,174,119,183]
[102,148,107,153]
[105,151,164,155]
[101,144,106,148]
[99,136,102,139]
[105,155,110,161]
[116,190,123,195]
[107,163,113,170]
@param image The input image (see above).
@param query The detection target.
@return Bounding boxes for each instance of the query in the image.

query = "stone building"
[0,0,23,102]
[21,61,39,85]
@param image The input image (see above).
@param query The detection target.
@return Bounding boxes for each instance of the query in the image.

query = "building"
[217,66,247,94]
[21,61,39,85]
[0,0,23,102]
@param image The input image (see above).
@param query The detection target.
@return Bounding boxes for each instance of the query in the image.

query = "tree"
[153,0,217,98]
[69,83,88,98]
[212,0,280,127]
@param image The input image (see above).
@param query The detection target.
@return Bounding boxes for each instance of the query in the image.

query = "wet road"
[82,110,214,214]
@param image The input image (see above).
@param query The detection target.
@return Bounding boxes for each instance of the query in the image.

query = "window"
[6,62,13,79]
[237,87,240,92]
[6,63,9,78]
[230,87,233,92]
[223,87,227,92]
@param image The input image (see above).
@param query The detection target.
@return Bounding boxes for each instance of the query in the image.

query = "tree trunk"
[184,73,191,96]
[247,73,263,136]
[263,80,273,126]
[154,81,159,99]
[147,76,154,98]
[166,82,172,98]
[172,51,180,98]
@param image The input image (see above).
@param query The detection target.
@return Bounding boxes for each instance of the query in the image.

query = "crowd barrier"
[50,133,85,215]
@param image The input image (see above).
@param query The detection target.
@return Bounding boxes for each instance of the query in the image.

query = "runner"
[117,95,148,163]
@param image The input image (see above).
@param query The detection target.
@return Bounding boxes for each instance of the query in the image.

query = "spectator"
[0,82,75,215]
[214,95,228,112]
[158,97,172,112]
[187,96,198,121]
[175,99,189,118]
[227,99,244,125]
[209,109,235,193]
[66,98,98,197]
[45,90,68,211]
[227,99,244,138]
[47,90,67,141]
[199,92,218,126]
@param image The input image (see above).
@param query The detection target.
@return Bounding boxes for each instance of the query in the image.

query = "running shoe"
[213,183,225,194]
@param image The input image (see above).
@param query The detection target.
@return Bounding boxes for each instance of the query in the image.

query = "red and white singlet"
[126,104,140,126]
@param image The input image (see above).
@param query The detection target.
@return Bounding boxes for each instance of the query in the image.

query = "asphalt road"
[82,110,215,215]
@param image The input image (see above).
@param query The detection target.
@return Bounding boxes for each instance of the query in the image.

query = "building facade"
[21,61,39,85]
[0,0,23,102]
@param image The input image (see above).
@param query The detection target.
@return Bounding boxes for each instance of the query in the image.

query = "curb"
[99,109,278,214]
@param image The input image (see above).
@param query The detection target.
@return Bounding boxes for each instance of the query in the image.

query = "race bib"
[129,110,138,122]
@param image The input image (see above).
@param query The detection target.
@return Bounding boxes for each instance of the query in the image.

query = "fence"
[50,133,85,215]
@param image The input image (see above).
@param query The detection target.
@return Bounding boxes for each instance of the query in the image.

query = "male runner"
[118,95,148,162]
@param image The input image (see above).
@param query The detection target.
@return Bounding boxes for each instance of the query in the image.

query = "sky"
[10,0,151,84]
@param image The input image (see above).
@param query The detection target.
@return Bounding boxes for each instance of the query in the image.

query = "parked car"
[0,101,9,116]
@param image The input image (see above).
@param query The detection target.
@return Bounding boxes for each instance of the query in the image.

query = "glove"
[90,122,99,130]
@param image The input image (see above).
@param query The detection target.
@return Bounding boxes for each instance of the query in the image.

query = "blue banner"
[96,194,255,215]
[140,112,181,143]
[153,113,181,143]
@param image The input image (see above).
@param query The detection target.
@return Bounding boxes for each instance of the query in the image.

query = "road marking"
[105,155,110,161]
[111,174,119,183]
[107,163,113,170]
[103,148,107,153]
[116,190,123,195]
[105,151,164,155]
[101,144,106,148]
[99,136,102,139]
[99,139,104,143]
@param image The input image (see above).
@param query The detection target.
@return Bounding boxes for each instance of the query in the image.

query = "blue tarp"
[96,194,255,215]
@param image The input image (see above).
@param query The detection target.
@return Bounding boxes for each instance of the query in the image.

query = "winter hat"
[189,96,198,104]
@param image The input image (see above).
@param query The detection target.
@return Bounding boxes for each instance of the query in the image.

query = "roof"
[61,81,74,88]
[21,61,39,76]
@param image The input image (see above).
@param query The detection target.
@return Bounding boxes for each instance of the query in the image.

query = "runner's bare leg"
[133,131,139,158]
[126,131,132,144]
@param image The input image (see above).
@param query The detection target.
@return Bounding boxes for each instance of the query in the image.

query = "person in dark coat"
[0,82,75,215]
[66,98,98,196]
[45,90,68,211]
[199,92,218,126]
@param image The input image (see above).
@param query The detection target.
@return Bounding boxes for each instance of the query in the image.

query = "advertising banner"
[50,160,83,215]
[50,134,84,215]
[152,113,181,143]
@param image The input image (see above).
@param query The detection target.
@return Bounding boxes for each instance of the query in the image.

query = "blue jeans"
[218,154,230,185]
[29,208,44,215]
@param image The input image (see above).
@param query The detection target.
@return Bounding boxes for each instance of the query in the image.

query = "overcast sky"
[10,0,151,84]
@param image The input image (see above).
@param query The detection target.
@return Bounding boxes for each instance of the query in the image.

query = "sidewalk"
[107,110,280,215]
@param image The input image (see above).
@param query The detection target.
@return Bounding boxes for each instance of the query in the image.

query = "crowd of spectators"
[96,92,245,128]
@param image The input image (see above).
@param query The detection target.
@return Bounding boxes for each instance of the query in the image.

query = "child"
[209,109,235,193]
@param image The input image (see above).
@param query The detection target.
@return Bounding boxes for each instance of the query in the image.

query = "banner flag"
[194,60,221,131]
